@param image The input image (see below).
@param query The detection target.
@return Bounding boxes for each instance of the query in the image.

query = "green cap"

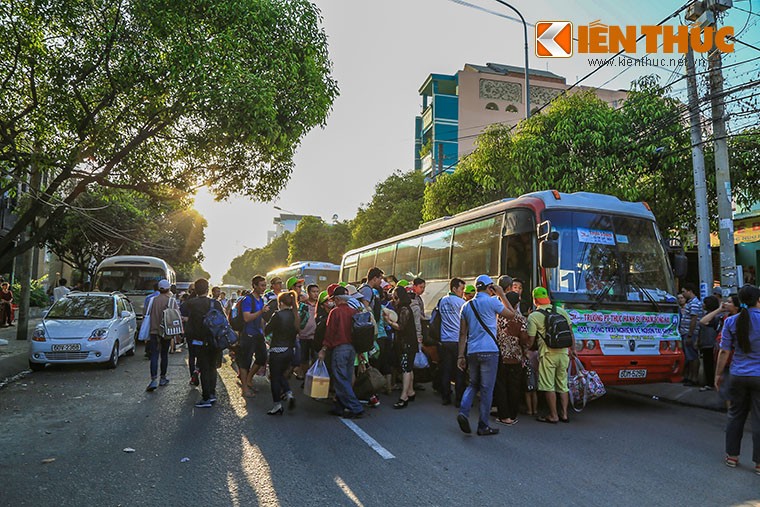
[532,286,551,304]
[338,281,348,287]
[318,290,329,304]
[464,284,476,294]
[286,276,304,290]
[397,279,409,287]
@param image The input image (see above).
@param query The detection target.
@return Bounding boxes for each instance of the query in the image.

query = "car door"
[123,297,137,347]
[116,297,131,351]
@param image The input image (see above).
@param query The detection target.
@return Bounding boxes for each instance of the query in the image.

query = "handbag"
[354,364,385,400]
[137,297,153,342]
[567,357,606,412]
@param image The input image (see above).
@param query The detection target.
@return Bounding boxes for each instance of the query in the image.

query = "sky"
[194,0,760,284]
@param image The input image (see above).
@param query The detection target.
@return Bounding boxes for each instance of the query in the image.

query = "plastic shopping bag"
[304,359,330,399]
[413,344,429,369]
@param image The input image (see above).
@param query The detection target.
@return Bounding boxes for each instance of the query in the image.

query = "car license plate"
[51,343,81,352]
[619,369,647,379]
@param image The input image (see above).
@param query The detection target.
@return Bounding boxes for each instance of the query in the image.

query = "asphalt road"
[0,350,758,507]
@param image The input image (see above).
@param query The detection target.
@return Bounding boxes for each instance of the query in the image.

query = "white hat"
[345,284,364,299]
[383,308,398,324]
[158,279,171,290]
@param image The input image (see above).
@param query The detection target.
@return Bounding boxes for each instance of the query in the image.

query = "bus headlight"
[575,341,584,352]
[585,340,596,350]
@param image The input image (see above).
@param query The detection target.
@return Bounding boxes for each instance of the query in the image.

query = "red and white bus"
[340,190,683,385]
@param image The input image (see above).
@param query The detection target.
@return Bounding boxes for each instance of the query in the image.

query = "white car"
[29,292,138,371]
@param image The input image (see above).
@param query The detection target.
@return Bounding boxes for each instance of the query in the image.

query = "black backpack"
[427,297,443,343]
[537,307,573,349]
[351,310,375,353]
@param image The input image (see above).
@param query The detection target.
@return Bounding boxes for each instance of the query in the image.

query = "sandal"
[725,455,739,468]
[536,416,558,424]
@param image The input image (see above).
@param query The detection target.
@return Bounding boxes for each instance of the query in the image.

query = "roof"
[464,62,566,82]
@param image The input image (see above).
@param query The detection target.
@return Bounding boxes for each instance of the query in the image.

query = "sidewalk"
[0,318,43,381]
[612,382,726,412]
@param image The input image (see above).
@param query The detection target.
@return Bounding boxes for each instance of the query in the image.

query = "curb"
[0,353,30,387]
[610,386,726,412]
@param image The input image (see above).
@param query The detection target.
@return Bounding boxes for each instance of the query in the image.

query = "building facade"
[267,213,321,244]
[415,62,629,180]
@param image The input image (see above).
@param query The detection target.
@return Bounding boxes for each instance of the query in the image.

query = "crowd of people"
[138,267,579,433]
[137,268,760,472]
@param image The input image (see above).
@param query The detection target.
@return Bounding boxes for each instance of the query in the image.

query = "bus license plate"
[619,369,647,379]
[52,343,81,352]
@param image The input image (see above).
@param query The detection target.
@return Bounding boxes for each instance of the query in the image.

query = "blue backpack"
[203,299,238,349]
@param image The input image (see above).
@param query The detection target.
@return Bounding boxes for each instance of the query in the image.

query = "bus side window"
[503,210,535,308]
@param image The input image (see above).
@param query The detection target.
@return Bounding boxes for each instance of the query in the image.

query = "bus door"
[502,209,536,313]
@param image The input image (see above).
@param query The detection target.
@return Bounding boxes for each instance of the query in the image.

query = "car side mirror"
[121,310,132,319]
[673,254,688,279]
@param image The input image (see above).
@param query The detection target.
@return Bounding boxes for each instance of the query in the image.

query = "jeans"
[195,345,219,401]
[331,344,363,414]
[493,362,523,420]
[725,375,760,463]
[148,334,171,379]
[269,349,293,403]
[188,343,197,376]
[439,342,465,403]
[459,352,499,429]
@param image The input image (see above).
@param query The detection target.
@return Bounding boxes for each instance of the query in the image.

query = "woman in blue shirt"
[715,285,760,474]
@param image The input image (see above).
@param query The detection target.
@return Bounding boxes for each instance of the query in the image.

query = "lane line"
[340,419,396,460]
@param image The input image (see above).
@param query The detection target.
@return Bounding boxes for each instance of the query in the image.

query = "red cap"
[326,283,341,297]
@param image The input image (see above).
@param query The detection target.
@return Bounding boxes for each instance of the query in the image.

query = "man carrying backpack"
[239,275,271,398]
[318,285,364,419]
[183,278,225,408]
[145,279,174,392]
[525,287,576,424]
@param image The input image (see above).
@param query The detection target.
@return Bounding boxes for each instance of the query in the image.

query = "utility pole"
[684,44,713,299]
[707,1,738,295]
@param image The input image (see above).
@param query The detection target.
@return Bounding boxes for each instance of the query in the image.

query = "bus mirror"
[540,239,559,269]
[673,254,688,279]
[538,221,552,240]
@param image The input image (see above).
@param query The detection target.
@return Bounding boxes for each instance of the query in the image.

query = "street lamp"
[493,0,530,119]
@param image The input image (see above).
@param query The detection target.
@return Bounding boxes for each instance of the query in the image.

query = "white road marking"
[340,419,395,460]
[334,476,365,507]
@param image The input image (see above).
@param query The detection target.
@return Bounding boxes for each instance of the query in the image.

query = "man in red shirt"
[318,285,364,418]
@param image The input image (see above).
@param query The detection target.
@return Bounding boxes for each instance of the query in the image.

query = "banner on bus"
[566,309,680,342]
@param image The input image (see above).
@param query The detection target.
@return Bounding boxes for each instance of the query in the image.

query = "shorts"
[537,351,569,393]
[237,334,267,369]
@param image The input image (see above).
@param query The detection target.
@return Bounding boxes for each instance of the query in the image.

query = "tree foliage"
[423,77,760,235]
[45,188,207,283]
[0,0,338,267]
[351,170,426,248]
[222,233,290,286]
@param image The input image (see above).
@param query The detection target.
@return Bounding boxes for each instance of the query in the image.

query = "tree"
[326,221,352,264]
[423,77,760,234]
[288,216,329,264]
[0,0,338,267]
[351,170,426,248]
[45,188,207,283]
[222,233,290,286]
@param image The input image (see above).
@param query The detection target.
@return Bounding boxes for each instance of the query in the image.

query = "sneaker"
[159,377,170,387]
[190,370,200,386]
[342,410,364,419]
[209,395,217,404]
[699,385,712,392]
[267,402,283,415]
[146,379,158,392]
[477,426,500,436]
[195,399,212,408]
[368,395,380,408]
[286,392,296,410]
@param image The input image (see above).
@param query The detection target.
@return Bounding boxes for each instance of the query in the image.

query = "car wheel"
[28,360,45,372]
[106,342,119,369]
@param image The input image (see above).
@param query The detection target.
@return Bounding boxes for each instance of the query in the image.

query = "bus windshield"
[545,210,676,303]
[94,267,165,294]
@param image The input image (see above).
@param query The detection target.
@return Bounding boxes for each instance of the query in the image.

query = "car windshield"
[545,210,676,303]
[47,296,114,320]
[94,267,165,294]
